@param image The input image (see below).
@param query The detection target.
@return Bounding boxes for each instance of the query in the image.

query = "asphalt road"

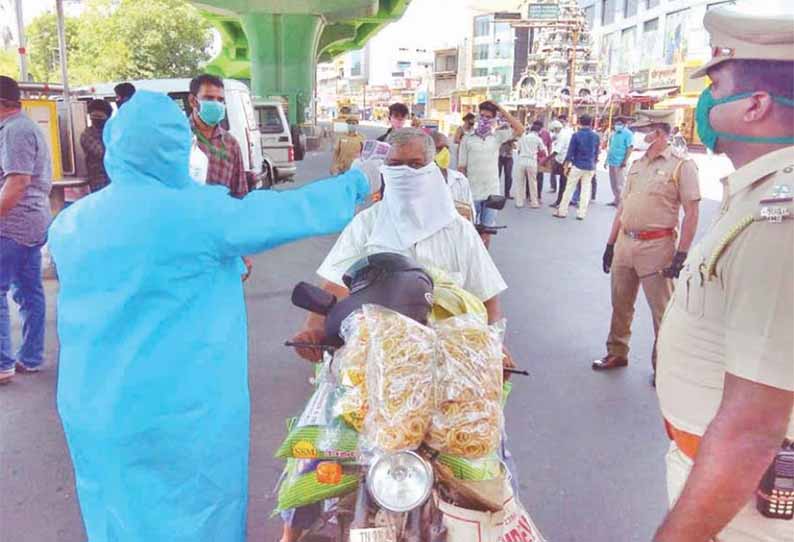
[0,128,723,542]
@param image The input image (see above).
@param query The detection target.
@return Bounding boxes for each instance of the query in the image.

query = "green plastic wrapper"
[275,382,359,460]
[275,458,359,512]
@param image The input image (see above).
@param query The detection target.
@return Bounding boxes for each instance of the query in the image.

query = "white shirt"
[517,131,548,165]
[552,126,574,164]
[458,128,513,201]
[445,169,475,218]
[317,203,507,302]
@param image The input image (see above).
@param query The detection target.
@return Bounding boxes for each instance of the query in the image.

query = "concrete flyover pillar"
[241,13,323,125]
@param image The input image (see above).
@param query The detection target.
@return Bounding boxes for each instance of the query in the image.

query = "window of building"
[641,18,659,68]
[474,15,491,37]
[664,8,690,64]
[350,51,362,77]
[646,0,659,8]
[584,5,595,28]
[494,22,513,39]
[619,26,636,73]
[396,61,411,71]
[602,0,615,25]
[473,44,489,60]
[473,67,489,77]
[494,40,513,59]
[624,0,638,17]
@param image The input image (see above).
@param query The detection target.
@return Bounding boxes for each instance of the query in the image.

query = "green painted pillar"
[241,13,323,125]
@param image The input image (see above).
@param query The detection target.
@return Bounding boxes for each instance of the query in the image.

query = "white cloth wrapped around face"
[368,162,460,252]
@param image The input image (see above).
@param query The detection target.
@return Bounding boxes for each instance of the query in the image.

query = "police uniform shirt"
[612,145,700,275]
[620,145,701,232]
[657,145,794,441]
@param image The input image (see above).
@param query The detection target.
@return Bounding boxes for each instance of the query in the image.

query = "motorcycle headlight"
[366,451,433,513]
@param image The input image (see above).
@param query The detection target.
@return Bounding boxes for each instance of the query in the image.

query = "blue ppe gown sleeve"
[47,90,368,542]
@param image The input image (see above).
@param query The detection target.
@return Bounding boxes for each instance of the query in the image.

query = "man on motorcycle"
[281,128,512,542]
[291,127,508,361]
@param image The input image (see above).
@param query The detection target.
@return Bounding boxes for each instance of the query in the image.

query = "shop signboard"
[631,70,649,92]
[609,74,631,96]
[648,65,679,89]
[527,3,560,20]
[681,64,709,95]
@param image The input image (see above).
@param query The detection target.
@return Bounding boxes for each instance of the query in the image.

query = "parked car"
[77,78,266,190]
[253,99,297,186]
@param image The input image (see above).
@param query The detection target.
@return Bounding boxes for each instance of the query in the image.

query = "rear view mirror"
[484,195,507,210]
[291,282,337,316]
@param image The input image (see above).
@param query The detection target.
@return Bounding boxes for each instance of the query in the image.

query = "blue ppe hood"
[48,90,369,542]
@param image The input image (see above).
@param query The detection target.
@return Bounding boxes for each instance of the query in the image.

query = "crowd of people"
[0,5,792,542]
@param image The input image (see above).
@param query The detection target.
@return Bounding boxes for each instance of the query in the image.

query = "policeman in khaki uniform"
[594,110,700,378]
[653,6,794,542]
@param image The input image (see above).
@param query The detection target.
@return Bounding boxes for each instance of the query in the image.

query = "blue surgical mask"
[615,124,624,132]
[695,86,794,151]
[197,99,226,126]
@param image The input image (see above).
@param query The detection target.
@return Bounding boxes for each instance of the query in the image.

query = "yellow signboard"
[22,100,63,181]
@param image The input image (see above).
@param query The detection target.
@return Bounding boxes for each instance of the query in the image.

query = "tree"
[24,0,213,85]
[0,49,19,78]
[26,12,79,83]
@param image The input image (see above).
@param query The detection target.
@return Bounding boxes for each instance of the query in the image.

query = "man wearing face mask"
[653,7,794,542]
[594,110,700,377]
[432,130,475,221]
[604,116,634,206]
[458,101,524,247]
[376,102,409,143]
[284,129,508,542]
[291,128,507,362]
[80,99,113,192]
[188,74,248,199]
[330,118,365,175]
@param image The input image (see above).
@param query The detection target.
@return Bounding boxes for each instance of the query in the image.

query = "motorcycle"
[283,253,527,542]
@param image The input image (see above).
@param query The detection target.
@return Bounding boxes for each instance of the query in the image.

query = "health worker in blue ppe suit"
[47,90,370,542]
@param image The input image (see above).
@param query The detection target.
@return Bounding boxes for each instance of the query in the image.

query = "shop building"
[578,0,748,143]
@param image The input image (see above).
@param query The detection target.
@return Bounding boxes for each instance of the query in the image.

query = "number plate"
[349,527,397,542]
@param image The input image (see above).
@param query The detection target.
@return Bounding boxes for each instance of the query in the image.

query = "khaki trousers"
[557,165,595,218]
[514,157,539,207]
[607,235,674,367]
[666,443,793,542]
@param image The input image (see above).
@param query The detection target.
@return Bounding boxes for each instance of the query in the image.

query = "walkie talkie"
[757,442,794,520]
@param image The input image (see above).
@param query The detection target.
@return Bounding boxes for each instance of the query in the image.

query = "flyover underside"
[192,0,411,124]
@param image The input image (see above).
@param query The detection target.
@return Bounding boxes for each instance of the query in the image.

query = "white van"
[253,99,297,184]
[77,78,265,189]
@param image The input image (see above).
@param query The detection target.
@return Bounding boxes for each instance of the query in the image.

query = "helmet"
[324,253,434,345]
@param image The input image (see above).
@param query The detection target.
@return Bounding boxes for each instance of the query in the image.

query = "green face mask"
[695,86,794,151]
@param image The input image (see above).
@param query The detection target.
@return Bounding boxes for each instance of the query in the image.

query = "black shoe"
[549,203,559,208]
[607,201,618,207]
[650,372,656,387]
[570,201,578,206]
[507,196,514,200]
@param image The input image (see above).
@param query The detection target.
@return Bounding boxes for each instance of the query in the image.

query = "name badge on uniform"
[760,184,793,204]
[760,206,791,223]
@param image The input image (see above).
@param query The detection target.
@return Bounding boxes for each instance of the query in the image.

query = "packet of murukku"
[275,367,360,460]
[361,304,436,453]
[331,311,370,431]
[426,315,505,458]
